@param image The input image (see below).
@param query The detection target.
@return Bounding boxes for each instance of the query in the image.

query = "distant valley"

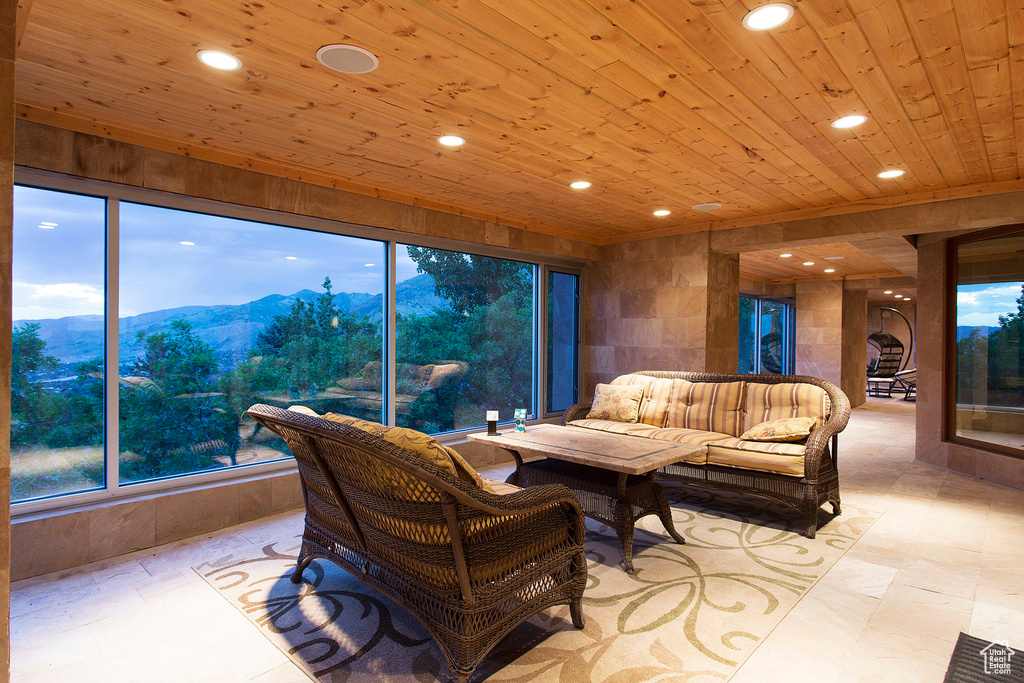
[17,274,447,370]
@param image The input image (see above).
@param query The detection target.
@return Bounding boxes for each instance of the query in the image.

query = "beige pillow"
[586,383,644,422]
[319,412,495,493]
[740,416,816,442]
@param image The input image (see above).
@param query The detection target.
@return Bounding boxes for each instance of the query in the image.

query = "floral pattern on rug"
[195,485,878,682]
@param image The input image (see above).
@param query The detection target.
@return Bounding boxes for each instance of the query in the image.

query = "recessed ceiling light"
[824,268,836,273]
[179,241,195,246]
[692,203,723,211]
[884,290,893,294]
[437,135,465,147]
[877,169,905,179]
[894,294,903,298]
[653,209,672,217]
[364,263,375,267]
[779,253,793,258]
[316,44,379,74]
[570,181,592,190]
[803,261,815,266]
[196,50,242,71]
[37,222,57,229]
[831,114,867,129]
[286,256,298,260]
[824,256,844,261]
[742,3,795,30]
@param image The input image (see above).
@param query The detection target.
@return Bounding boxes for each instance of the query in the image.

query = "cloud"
[957,291,978,306]
[13,281,105,320]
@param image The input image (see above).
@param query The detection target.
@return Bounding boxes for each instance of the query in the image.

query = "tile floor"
[10,398,1024,682]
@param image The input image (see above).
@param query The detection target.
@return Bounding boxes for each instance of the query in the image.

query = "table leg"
[504,449,525,487]
[651,474,686,545]
[614,473,636,573]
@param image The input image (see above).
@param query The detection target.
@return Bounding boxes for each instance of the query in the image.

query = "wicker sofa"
[246,404,587,683]
[562,371,851,537]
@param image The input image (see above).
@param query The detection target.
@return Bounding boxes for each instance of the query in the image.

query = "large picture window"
[11,177,580,507]
[117,202,385,483]
[394,245,535,432]
[11,186,106,502]
[950,226,1024,456]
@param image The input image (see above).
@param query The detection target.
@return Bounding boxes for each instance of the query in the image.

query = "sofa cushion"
[706,439,806,477]
[610,374,672,426]
[586,383,644,422]
[317,412,495,493]
[740,416,816,442]
[743,382,830,434]
[663,380,747,436]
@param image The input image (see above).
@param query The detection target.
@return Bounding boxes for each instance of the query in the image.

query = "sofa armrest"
[561,403,590,424]
[802,381,852,477]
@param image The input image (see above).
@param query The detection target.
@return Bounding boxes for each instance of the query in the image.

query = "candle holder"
[486,410,499,436]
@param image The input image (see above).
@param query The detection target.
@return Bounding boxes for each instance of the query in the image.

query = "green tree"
[401,248,533,429]
[249,277,380,396]
[406,246,532,314]
[120,319,238,478]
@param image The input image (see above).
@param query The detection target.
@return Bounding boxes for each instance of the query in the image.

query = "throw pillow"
[319,412,494,493]
[586,383,644,422]
[740,416,816,442]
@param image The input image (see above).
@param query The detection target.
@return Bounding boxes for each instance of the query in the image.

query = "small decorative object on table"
[514,408,527,432]
[486,410,499,436]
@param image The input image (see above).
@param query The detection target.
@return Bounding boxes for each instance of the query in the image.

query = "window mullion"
[105,197,120,493]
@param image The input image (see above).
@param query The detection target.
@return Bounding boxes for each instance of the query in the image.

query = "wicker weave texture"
[565,372,851,538]
[247,404,588,682]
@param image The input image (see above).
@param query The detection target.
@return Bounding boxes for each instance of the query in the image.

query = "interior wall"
[583,233,740,391]
[794,281,867,406]
[1,0,15,675]
[916,234,1024,490]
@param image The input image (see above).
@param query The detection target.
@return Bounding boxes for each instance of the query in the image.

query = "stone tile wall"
[915,234,1024,490]
[795,281,867,406]
[10,472,303,581]
[583,232,739,393]
[2,0,15,675]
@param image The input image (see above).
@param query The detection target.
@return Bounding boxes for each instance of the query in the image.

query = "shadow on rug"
[194,484,879,682]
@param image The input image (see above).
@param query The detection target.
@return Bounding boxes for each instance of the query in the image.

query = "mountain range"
[18,274,448,369]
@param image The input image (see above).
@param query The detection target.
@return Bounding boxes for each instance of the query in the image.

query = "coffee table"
[469,424,707,572]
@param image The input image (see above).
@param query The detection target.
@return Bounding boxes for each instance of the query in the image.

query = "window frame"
[11,168,585,517]
[738,294,795,375]
[944,223,1024,460]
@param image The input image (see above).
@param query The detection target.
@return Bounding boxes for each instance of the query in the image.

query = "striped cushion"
[569,419,666,438]
[706,439,807,477]
[568,420,710,464]
[663,380,747,436]
[742,383,831,434]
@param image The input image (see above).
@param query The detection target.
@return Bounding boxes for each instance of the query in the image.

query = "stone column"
[1,0,16,677]
[795,281,866,406]
[584,233,739,391]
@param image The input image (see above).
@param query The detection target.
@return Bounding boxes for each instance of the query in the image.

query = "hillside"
[17,274,447,368]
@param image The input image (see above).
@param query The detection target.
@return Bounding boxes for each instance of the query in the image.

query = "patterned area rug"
[194,484,878,682]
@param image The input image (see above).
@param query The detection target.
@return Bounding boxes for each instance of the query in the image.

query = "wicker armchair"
[246,404,588,682]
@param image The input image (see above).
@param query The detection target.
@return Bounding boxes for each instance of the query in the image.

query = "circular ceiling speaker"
[316,44,379,74]
[692,203,723,211]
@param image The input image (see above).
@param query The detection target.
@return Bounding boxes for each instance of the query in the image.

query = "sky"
[13,185,430,321]
[957,282,1024,328]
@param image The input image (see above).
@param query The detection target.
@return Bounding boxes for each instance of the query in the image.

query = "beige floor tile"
[11,397,1024,683]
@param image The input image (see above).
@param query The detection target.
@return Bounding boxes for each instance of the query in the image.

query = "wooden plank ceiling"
[13,0,1024,254]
